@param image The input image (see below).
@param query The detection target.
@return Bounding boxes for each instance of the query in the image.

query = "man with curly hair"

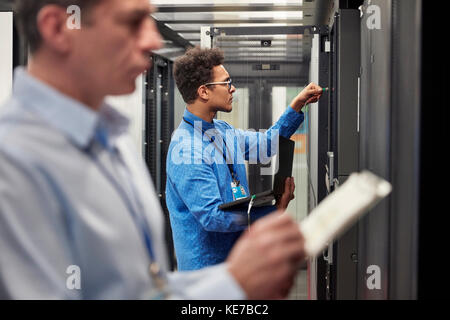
[167,47,323,271]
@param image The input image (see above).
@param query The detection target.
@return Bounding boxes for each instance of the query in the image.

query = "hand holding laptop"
[219,136,295,211]
[276,177,295,210]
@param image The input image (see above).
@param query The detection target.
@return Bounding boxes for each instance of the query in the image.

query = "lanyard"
[89,143,169,295]
[83,129,169,298]
[88,139,156,263]
[182,117,239,184]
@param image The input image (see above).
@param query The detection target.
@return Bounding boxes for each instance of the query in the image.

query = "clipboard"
[300,170,392,257]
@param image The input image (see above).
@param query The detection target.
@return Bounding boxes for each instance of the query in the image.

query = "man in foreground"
[0,0,305,299]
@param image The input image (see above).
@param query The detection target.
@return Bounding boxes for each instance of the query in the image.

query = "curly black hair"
[173,46,225,104]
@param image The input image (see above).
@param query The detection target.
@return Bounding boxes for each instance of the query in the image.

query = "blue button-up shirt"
[166,107,304,271]
[0,68,244,299]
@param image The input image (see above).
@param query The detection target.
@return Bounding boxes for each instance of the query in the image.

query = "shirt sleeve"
[0,149,82,299]
[232,106,304,162]
[165,263,246,300]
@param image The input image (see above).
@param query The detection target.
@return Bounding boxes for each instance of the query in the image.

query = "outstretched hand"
[290,82,323,112]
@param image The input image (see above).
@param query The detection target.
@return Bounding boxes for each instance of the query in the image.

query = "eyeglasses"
[203,78,233,91]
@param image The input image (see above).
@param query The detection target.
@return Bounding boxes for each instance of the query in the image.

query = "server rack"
[357,0,421,299]
[318,0,421,299]
[144,55,177,270]
[326,9,361,300]
[306,29,331,301]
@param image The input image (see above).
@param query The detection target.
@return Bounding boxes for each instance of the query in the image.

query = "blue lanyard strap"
[182,117,238,183]
[88,141,156,262]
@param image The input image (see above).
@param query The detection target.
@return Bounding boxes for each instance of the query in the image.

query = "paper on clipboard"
[299,170,392,257]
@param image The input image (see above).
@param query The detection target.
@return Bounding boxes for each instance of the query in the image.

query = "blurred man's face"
[69,0,163,95]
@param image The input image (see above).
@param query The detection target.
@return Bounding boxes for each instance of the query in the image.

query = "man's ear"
[36,5,72,54]
[197,85,210,101]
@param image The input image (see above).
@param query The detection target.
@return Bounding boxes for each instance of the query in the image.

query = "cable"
[247,194,256,229]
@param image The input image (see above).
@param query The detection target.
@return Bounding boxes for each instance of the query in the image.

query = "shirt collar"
[183,108,216,131]
[97,104,130,150]
[12,67,129,149]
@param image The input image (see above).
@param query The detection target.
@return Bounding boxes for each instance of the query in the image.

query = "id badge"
[232,182,247,200]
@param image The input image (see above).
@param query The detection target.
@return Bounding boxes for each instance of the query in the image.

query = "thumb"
[290,177,295,193]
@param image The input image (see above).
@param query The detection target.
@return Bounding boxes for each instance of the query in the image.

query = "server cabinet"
[358,0,393,300]
[307,30,330,300]
[145,55,176,270]
[327,9,361,300]
[357,0,421,299]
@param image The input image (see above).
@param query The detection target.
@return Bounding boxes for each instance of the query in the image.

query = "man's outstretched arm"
[231,82,323,162]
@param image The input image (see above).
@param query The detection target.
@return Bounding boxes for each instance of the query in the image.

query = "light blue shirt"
[0,68,245,300]
[166,107,304,270]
